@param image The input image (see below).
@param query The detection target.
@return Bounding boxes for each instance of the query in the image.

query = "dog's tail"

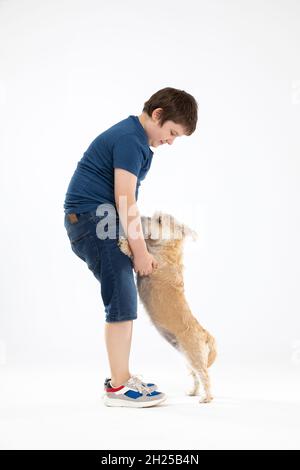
[206,333,217,367]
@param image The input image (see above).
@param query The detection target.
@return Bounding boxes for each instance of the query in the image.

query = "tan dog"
[118,211,217,403]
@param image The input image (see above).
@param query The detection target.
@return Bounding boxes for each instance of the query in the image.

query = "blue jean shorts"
[64,210,137,323]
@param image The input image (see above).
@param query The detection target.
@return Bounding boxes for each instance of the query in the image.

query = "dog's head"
[141,211,198,247]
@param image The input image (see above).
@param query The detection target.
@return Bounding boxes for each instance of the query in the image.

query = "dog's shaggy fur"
[118,211,217,403]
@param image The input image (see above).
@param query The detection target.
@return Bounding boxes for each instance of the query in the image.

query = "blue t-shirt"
[63,115,154,214]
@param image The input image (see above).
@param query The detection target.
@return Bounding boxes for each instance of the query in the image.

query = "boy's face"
[138,108,186,148]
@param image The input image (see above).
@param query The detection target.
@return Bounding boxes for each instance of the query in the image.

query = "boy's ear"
[182,224,198,241]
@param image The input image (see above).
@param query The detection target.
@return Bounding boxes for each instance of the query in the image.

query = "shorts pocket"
[70,230,91,244]
[70,230,100,272]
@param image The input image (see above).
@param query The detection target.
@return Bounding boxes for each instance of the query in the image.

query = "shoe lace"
[127,374,152,395]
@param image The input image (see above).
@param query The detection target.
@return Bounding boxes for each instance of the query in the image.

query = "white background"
[0,0,300,450]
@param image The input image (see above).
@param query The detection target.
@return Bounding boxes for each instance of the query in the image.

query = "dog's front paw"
[118,237,133,257]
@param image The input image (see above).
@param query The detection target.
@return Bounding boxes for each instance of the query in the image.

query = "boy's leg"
[104,320,133,387]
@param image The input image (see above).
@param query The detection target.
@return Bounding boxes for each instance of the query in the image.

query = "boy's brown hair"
[142,87,198,136]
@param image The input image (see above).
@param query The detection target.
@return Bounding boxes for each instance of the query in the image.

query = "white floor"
[1,360,299,450]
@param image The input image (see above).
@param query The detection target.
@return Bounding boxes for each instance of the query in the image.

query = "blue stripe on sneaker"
[125,390,143,399]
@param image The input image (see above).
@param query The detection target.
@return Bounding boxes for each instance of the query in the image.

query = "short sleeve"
[112,134,144,177]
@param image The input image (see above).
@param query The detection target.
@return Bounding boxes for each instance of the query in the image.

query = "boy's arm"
[114,168,148,258]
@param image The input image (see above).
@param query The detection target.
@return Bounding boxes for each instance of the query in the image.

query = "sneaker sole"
[103,395,167,408]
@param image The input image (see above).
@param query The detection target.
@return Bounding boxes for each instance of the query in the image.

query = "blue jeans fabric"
[64,210,137,322]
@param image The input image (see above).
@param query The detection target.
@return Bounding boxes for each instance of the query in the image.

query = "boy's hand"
[133,252,159,276]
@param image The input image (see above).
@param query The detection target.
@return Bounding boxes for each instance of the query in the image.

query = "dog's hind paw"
[199,395,213,404]
[186,389,200,396]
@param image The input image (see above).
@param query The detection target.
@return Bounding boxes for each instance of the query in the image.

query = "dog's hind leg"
[196,365,213,403]
[153,322,213,402]
[179,341,213,403]
[186,367,201,396]
[155,325,202,397]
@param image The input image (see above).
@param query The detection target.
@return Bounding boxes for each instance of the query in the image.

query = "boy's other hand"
[133,252,159,276]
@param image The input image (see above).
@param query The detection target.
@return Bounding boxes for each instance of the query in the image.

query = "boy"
[63,87,198,408]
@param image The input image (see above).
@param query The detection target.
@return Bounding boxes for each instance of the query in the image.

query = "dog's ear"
[182,224,198,241]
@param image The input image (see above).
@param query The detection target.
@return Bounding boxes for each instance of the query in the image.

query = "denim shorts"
[64,210,137,323]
